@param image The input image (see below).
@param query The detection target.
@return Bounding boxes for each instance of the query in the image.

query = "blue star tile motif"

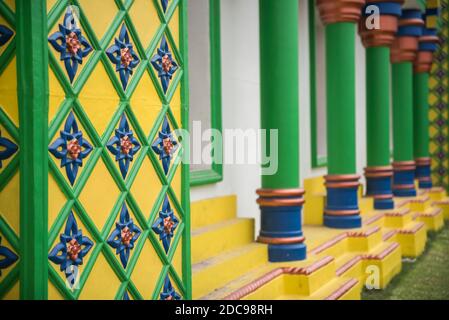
[49,111,93,186]
[161,0,169,13]
[107,204,141,269]
[48,7,93,83]
[48,212,94,287]
[151,116,178,175]
[151,36,178,94]
[160,276,181,300]
[0,236,18,276]
[106,24,140,90]
[0,24,13,47]
[152,195,179,253]
[107,114,141,179]
[0,130,18,169]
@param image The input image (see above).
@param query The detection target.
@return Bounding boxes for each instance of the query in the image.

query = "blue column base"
[393,162,417,197]
[419,180,432,189]
[256,189,307,262]
[268,243,307,262]
[416,159,432,189]
[374,197,395,210]
[323,214,362,229]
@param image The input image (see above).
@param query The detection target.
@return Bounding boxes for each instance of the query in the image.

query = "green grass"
[362,223,449,300]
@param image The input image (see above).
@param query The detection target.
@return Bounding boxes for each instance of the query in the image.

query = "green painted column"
[359,0,403,210]
[392,62,414,162]
[366,47,391,167]
[317,0,365,229]
[16,0,49,299]
[390,8,423,197]
[325,23,357,175]
[259,0,299,189]
[257,0,306,262]
[413,72,430,159]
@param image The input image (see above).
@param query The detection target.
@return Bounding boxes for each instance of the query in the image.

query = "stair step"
[192,218,255,264]
[191,195,237,229]
[335,253,362,278]
[192,243,267,299]
[415,207,444,231]
[309,277,360,300]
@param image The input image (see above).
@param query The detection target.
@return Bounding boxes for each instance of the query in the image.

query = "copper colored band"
[324,209,361,216]
[364,165,393,172]
[325,181,361,188]
[414,51,435,73]
[324,278,359,300]
[392,184,416,190]
[418,177,432,182]
[372,194,394,200]
[324,174,360,182]
[391,36,419,63]
[359,15,399,47]
[317,0,366,25]
[415,157,431,165]
[393,161,416,171]
[420,35,440,44]
[256,198,305,207]
[364,166,393,178]
[257,236,305,245]
[256,188,305,198]
[398,18,425,27]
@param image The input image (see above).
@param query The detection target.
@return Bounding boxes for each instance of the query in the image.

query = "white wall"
[191,0,368,228]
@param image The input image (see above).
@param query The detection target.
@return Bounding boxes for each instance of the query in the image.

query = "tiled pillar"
[360,1,404,210]
[390,9,423,197]
[317,0,366,229]
[257,0,306,262]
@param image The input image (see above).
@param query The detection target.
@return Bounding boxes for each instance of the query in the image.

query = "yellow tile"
[0,233,18,279]
[0,172,20,236]
[130,71,162,135]
[78,0,118,41]
[171,167,181,201]
[171,235,183,280]
[78,62,120,137]
[47,0,58,13]
[170,84,181,125]
[3,0,15,12]
[48,280,64,300]
[48,67,66,125]
[128,0,161,49]
[130,240,164,299]
[48,173,68,231]
[79,158,120,230]
[131,157,162,218]
[0,57,18,126]
[2,280,19,300]
[78,253,121,300]
[168,6,179,48]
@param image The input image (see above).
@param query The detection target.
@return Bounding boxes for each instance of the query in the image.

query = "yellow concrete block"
[192,244,268,299]
[417,209,445,231]
[396,222,427,258]
[191,195,237,229]
[362,243,402,289]
[347,229,382,252]
[191,218,255,264]
[359,197,374,215]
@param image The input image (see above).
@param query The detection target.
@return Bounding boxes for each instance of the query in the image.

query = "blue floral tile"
[49,111,93,186]
[160,276,181,300]
[0,129,18,169]
[151,36,178,94]
[0,236,18,277]
[152,195,179,253]
[0,24,13,47]
[106,24,140,90]
[107,114,141,179]
[48,7,93,83]
[107,203,141,269]
[48,212,94,288]
[151,116,178,175]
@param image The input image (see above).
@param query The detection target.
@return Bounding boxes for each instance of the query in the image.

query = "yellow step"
[384,207,413,228]
[191,195,237,229]
[432,198,449,220]
[192,243,267,299]
[395,221,427,258]
[409,194,432,212]
[192,218,255,264]
[415,207,445,231]
[362,241,402,289]
[308,277,361,300]
[335,253,363,280]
